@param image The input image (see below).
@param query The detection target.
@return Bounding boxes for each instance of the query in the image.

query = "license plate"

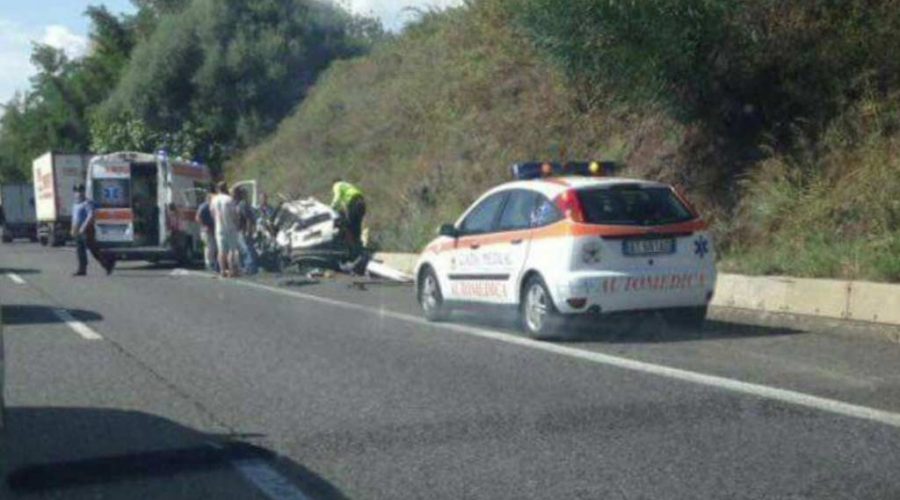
[99,224,128,236]
[623,238,675,256]
[97,224,131,241]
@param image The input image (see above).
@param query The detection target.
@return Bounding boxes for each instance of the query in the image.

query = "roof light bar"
[510,161,618,180]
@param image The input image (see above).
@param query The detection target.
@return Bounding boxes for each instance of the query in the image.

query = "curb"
[374,252,900,330]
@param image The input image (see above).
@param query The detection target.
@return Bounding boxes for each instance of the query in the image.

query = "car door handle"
[510,239,523,245]
[469,243,481,249]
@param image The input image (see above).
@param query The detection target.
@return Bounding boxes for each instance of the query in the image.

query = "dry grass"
[230,1,900,282]
[229,3,676,251]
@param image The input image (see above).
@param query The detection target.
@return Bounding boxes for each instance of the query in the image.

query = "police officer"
[71,184,115,276]
[331,177,366,254]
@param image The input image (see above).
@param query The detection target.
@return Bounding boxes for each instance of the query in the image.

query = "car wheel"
[419,267,449,322]
[39,235,48,246]
[521,275,560,339]
[665,306,708,330]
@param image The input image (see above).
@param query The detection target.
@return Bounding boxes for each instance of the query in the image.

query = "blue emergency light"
[511,161,618,180]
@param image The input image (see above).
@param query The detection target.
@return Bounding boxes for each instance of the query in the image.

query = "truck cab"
[86,151,211,264]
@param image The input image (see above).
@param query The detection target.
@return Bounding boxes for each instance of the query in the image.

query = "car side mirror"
[438,223,458,238]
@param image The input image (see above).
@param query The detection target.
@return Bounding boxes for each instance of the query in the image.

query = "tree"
[93,0,381,170]
[0,5,141,182]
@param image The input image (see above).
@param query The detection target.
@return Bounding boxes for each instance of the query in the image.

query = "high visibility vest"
[332,182,363,211]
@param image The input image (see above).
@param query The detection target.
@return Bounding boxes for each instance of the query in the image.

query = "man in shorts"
[210,181,240,277]
[195,190,218,272]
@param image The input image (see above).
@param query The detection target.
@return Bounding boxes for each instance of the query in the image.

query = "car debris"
[365,260,413,283]
[255,196,366,273]
[251,194,412,285]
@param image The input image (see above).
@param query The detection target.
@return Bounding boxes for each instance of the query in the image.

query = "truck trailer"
[32,152,92,246]
[0,183,37,243]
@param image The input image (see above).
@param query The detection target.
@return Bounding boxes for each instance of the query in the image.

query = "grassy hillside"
[231,3,681,250]
[231,0,900,282]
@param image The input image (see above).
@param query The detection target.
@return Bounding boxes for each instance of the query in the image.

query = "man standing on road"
[233,187,258,275]
[210,181,240,278]
[71,185,115,276]
[331,178,366,257]
[195,190,218,272]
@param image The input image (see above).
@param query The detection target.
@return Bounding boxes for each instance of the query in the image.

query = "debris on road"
[351,279,414,291]
[305,268,332,279]
[278,278,320,287]
[365,260,413,283]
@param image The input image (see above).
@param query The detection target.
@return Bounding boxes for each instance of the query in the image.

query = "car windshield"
[577,186,694,226]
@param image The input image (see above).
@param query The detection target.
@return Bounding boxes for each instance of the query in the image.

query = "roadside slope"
[230,0,900,282]
[229,3,679,251]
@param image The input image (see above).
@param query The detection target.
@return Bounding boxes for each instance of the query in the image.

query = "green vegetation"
[232,0,900,282]
[0,0,379,180]
[0,4,141,181]
[720,95,900,281]
[232,2,680,251]
[91,0,382,167]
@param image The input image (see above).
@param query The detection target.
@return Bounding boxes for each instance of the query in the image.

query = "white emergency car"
[415,162,717,337]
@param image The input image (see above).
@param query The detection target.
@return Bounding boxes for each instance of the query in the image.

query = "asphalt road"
[3,242,900,499]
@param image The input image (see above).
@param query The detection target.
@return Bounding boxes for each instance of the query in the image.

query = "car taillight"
[555,189,585,223]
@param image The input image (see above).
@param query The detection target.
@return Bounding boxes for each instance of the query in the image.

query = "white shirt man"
[210,182,240,276]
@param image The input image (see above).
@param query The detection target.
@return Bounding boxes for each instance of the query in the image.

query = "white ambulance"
[86,151,211,264]
[415,162,717,337]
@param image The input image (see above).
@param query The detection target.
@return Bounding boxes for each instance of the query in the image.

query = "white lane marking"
[7,273,26,285]
[184,271,900,429]
[233,459,311,500]
[53,308,103,340]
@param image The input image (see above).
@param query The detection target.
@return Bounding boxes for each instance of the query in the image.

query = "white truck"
[0,183,37,243]
[32,152,92,246]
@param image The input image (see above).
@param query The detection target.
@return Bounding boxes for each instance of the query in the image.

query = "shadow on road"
[0,268,40,275]
[1,407,347,499]
[0,305,103,326]
[559,317,802,344]
[124,261,204,272]
[450,309,800,344]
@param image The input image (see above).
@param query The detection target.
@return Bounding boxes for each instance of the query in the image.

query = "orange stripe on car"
[567,218,707,238]
[95,209,133,221]
[426,219,706,254]
[172,165,209,180]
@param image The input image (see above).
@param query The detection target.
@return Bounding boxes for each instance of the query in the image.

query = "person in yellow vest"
[331,178,366,254]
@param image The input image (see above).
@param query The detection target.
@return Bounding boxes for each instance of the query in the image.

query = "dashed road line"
[53,308,103,340]
[183,270,900,430]
[6,273,26,285]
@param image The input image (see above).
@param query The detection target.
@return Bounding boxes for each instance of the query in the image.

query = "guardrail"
[373,252,900,327]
